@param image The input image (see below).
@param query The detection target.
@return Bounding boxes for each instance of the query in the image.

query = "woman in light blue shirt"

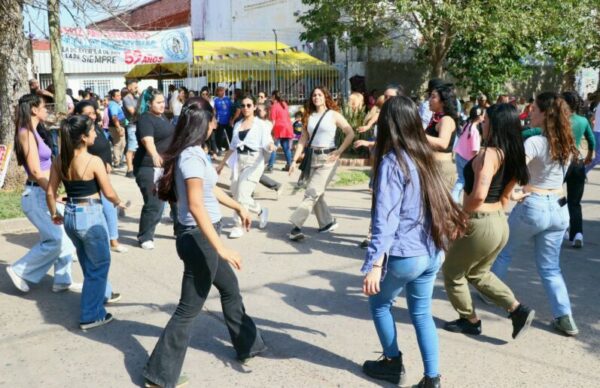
[361,96,466,388]
[143,98,266,388]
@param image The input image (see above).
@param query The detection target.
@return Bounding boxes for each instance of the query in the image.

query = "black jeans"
[565,159,586,240]
[259,174,281,191]
[135,166,165,243]
[143,224,264,387]
[217,123,231,150]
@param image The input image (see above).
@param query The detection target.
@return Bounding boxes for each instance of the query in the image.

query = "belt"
[312,148,336,155]
[25,181,39,187]
[237,147,257,154]
[63,197,102,205]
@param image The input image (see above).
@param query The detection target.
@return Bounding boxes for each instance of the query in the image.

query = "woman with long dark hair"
[143,98,265,388]
[451,106,484,202]
[6,94,78,294]
[425,84,459,191]
[216,95,275,239]
[492,93,580,336]
[361,96,466,388]
[287,86,355,241]
[443,104,535,339]
[74,101,128,254]
[267,90,294,171]
[46,115,125,329]
[133,87,175,250]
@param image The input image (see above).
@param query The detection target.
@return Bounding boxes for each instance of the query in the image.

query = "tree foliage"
[298,0,600,95]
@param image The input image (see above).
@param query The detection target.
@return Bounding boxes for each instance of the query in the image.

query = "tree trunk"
[0,0,29,189]
[48,0,67,116]
[561,69,576,92]
[326,34,336,63]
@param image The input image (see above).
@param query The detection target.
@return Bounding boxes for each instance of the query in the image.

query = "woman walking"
[46,115,126,329]
[133,87,175,250]
[451,106,483,202]
[217,96,275,239]
[425,84,458,192]
[288,86,355,241]
[492,93,581,336]
[6,94,78,294]
[361,96,466,388]
[143,98,266,388]
[267,90,294,172]
[256,103,283,196]
[443,104,535,339]
[75,101,128,254]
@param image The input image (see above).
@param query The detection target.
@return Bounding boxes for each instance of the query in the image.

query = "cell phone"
[557,197,567,207]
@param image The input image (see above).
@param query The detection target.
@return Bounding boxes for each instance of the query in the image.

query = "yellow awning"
[192,41,338,83]
[125,62,188,80]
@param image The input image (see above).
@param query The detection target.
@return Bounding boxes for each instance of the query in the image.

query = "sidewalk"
[1,165,599,387]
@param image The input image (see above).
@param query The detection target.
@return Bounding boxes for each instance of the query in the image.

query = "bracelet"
[372,264,383,268]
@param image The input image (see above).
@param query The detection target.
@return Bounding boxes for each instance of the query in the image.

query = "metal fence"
[187,60,341,105]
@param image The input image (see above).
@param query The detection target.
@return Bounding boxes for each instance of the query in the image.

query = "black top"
[463,155,509,203]
[87,125,112,166]
[64,179,100,197]
[425,117,456,153]
[133,112,174,168]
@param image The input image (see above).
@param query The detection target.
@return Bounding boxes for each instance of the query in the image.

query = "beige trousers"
[438,158,457,192]
[109,126,125,166]
[231,152,264,225]
[290,153,338,228]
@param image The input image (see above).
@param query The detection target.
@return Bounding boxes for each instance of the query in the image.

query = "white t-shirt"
[307,111,337,148]
[525,135,568,189]
[170,97,183,116]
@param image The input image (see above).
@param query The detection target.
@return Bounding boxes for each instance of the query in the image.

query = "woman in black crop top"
[425,84,458,192]
[47,115,126,330]
[442,104,536,340]
[75,101,128,254]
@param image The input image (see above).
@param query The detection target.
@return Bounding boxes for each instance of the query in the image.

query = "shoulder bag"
[298,109,330,185]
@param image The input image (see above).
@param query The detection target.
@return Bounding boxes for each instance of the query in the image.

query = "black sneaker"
[443,318,481,335]
[417,375,441,388]
[265,166,273,173]
[509,304,535,339]
[359,238,371,249]
[318,218,339,233]
[281,164,290,172]
[362,354,406,385]
[80,313,114,330]
[237,335,268,365]
[289,227,305,241]
[125,170,134,178]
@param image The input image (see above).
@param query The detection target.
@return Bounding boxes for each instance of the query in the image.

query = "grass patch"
[335,170,370,187]
[0,190,24,220]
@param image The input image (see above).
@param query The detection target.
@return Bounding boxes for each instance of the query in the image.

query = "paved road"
[1,164,599,387]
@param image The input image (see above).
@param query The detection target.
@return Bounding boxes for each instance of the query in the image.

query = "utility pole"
[272,29,278,92]
[47,0,67,115]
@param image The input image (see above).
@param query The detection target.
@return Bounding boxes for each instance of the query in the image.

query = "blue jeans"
[11,185,75,285]
[492,193,571,318]
[268,138,293,168]
[451,154,469,202]
[585,131,600,173]
[369,253,441,378]
[126,123,138,152]
[64,203,112,323]
[101,194,119,240]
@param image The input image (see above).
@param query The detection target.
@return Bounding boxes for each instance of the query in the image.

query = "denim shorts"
[126,123,138,152]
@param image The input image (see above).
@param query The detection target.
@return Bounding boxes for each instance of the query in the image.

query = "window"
[162,79,186,91]
[39,74,52,90]
[82,80,112,99]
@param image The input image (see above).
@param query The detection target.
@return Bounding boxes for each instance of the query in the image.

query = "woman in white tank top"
[288,87,355,241]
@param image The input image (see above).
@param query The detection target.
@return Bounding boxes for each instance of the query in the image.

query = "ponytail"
[59,115,94,179]
[535,92,578,165]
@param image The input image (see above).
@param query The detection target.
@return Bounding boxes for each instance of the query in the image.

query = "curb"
[0,217,34,234]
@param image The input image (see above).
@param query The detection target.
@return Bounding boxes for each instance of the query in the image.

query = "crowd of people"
[6,76,599,387]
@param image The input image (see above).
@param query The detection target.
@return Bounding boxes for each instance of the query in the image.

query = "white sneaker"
[572,233,583,248]
[140,240,155,250]
[229,227,244,239]
[259,208,269,229]
[52,282,83,293]
[111,244,129,253]
[6,266,29,293]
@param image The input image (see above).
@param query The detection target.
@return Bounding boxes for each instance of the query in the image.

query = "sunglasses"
[242,103,254,108]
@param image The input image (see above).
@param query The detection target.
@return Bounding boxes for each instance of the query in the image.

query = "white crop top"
[307,111,337,148]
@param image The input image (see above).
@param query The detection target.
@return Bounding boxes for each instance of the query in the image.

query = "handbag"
[298,110,330,185]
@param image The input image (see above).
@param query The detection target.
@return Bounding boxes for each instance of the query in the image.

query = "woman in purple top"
[6,94,78,294]
[361,96,466,388]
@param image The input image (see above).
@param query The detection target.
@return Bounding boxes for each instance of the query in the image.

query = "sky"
[23,0,153,38]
